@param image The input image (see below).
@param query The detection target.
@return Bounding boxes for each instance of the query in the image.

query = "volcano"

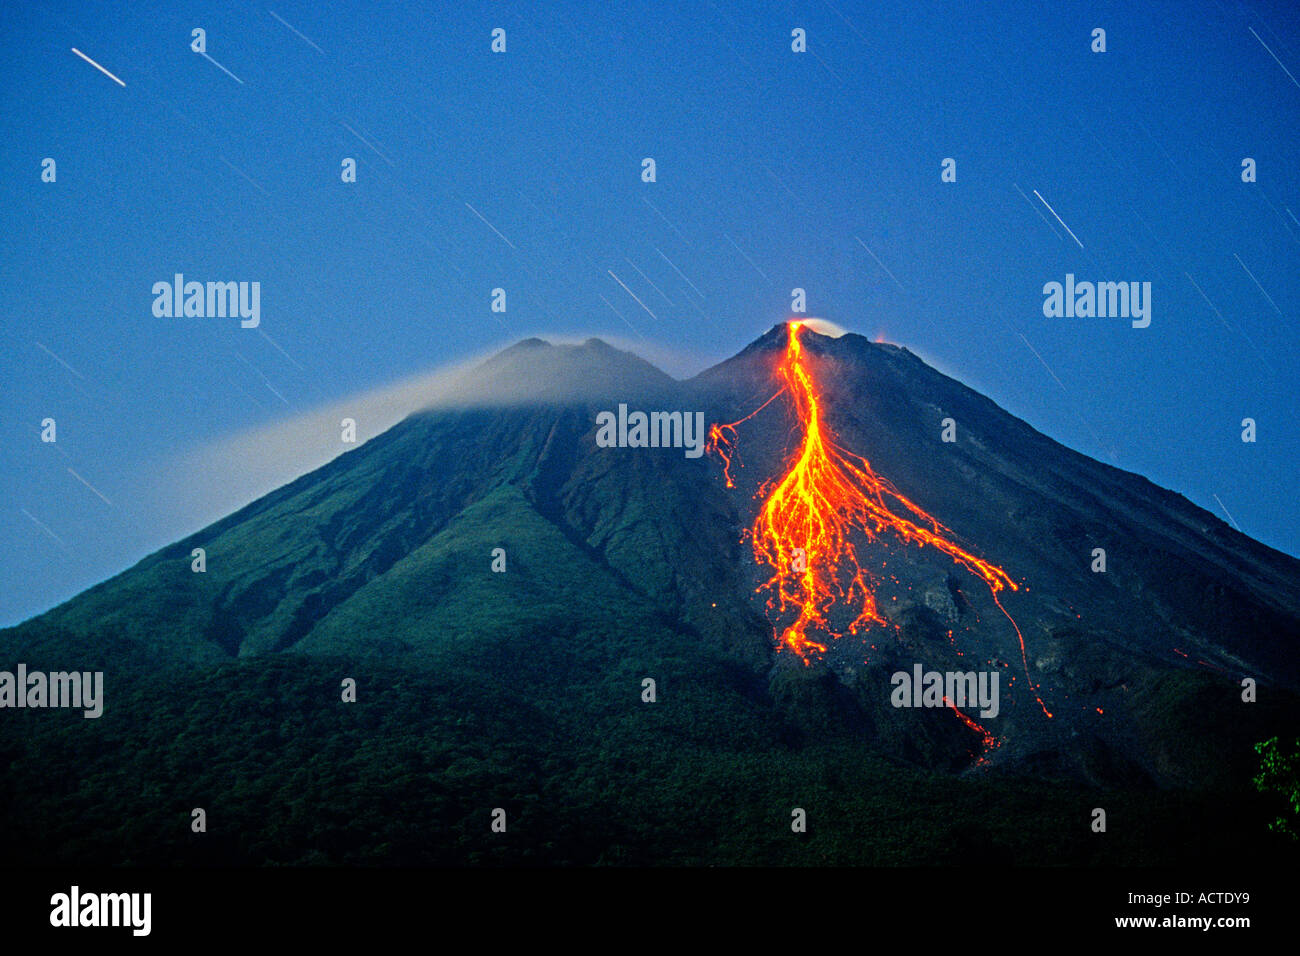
[3,324,1298,867]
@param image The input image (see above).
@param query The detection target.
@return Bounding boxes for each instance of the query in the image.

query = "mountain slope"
[3,326,1297,866]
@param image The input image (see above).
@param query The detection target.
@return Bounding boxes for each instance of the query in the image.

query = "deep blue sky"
[2,0,1298,625]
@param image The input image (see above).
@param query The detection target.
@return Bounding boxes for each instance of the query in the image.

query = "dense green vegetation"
[1253,736,1300,841]
[0,641,1290,867]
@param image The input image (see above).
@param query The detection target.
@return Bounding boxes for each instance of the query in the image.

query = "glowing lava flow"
[709,321,1052,718]
[945,698,1003,764]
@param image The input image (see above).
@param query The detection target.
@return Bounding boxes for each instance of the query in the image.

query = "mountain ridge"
[2,321,1297,866]
[5,323,1298,778]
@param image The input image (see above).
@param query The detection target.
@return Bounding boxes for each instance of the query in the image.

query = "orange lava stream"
[709,321,1052,718]
[944,697,1003,764]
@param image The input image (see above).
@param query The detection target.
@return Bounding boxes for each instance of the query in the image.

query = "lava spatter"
[708,321,1052,718]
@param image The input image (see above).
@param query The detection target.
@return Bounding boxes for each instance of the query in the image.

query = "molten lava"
[709,321,1051,718]
[945,698,1002,763]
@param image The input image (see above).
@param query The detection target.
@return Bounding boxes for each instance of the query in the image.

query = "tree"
[1253,736,1300,840]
